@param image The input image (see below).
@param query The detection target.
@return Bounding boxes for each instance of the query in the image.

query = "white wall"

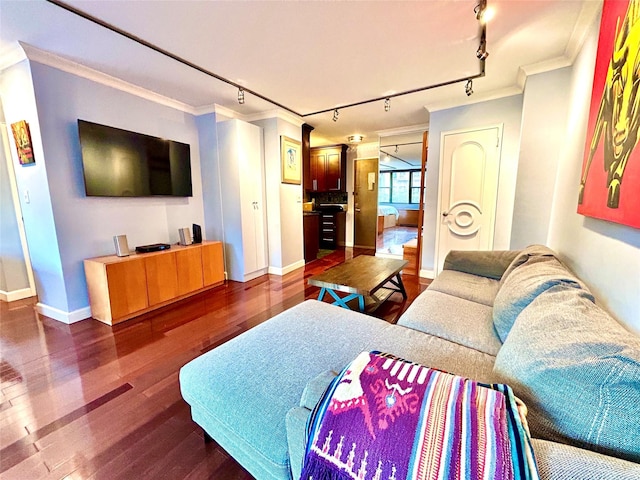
[547,13,640,333]
[422,95,524,274]
[1,59,204,320]
[510,68,572,248]
[253,116,304,274]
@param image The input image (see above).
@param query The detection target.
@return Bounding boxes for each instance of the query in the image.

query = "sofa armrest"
[531,438,640,479]
[300,370,337,410]
[443,250,520,280]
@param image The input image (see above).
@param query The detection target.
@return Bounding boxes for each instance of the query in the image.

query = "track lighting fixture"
[476,30,489,60]
[474,0,488,21]
[49,0,490,119]
[395,145,399,153]
[465,79,474,96]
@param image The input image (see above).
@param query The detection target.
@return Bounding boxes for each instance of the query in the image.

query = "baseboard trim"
[268,259,305,276]
[419,269,435,280]
[0,288,36,302]
[375,252,400,260]
[36,303,92,324]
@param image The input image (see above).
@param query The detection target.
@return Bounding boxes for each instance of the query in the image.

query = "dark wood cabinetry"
[306,145,347,192]
[303,213,319,262]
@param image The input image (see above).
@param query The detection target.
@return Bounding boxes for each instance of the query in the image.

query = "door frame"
[353,157,379,249]
[1,123,37,301]
[433,124,503,275]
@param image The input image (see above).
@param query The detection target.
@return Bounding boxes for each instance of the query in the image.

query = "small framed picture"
[11,120,36,165]
[281,136,301,185]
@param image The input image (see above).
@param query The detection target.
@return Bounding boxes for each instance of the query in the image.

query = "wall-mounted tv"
[78,119,192,197]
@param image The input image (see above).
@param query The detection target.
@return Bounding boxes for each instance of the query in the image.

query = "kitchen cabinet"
[216,119,268,281]
[84,241,224,325]
[307,145,347,192]
[303,213,319,262]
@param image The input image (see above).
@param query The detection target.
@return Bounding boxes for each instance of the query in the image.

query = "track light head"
[237,88,245,104]
[465,79,474,96]
[333,109,339,122]
[384,97,391,112]
[476,48,489,60]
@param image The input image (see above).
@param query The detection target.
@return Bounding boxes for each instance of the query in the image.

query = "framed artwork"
[577,0,640,228]
[281,136,301,185]
[10,120,36,165]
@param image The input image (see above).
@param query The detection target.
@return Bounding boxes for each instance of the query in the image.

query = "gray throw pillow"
[499,244,558,283]
[443,249,520,280]
[493,255,592,342]
[494,285,640,463]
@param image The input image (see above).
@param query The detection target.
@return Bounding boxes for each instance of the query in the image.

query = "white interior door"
[435,126,502,273]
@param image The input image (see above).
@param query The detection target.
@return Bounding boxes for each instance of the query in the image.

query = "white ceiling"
[0,0,599,155]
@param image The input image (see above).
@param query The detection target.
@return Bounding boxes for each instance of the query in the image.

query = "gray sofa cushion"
[494,285,640,463]
[500,244,558,282]
[443,249,520,280]
[532,439,640,480]
[398,289,501,355]
[180,300,499,480]
[493,255,592,342]
[428,269,501,307]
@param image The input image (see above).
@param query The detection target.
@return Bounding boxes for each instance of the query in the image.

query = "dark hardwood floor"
[0,248,430,479]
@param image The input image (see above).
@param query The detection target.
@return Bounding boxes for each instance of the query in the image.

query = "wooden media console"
[84,241,224,325]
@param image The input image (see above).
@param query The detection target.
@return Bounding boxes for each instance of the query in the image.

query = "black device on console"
[192,224,202,244]
[135,243,171,253]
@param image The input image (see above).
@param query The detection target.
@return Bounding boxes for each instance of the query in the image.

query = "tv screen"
[78,120,192,197]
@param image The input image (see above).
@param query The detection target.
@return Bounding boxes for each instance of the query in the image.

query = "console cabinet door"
[176,248,204,296]
[202,242,225,286]
[145,253,178,306]
[106,259,148,321]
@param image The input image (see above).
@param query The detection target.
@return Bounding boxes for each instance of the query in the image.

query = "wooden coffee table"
[308,255,408,313]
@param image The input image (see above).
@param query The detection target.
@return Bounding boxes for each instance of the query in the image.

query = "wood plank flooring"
[0,248,430,479]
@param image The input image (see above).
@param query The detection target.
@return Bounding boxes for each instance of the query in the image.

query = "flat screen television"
[78,119,192,197]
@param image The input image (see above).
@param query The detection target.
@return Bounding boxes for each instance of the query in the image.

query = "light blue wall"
[422,95,524,272]
[546,12,640,333]
[0,115,30,293]
[9,61,205,315]
[1,60,66,310]
[510,67,572,249]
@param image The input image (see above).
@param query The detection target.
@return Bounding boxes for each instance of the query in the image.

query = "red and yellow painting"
[578,0,640,228]
[10,120,35,165]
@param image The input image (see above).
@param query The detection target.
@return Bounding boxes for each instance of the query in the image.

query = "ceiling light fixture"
[474,0,488,22]
[476,30,489,60]
[237,88,245,104]
[465,79,474,96]
[348,134,364,144]
[47,0,489,118]
[395,145,399,153]
[384,98,391,112]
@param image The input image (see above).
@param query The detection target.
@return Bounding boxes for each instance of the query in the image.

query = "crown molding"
[425,86,522,113]
[0,42,28,71]
[376,123,430,138]
[565,0,603,64]
[19,42,196,114]
[244,108,304,127]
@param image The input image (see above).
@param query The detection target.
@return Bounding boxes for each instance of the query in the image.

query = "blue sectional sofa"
[179,245,640,479]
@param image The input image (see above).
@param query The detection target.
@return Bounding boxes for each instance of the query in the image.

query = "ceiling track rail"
[46,0,487,120]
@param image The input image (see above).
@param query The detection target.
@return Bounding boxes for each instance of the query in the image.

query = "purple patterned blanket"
[301,351,539,480]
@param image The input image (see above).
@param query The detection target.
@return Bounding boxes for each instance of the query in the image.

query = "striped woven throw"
[301,351,539,480]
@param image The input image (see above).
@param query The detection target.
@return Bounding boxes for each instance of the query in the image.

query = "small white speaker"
[113,234,130,257]
[178,227,192,246]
